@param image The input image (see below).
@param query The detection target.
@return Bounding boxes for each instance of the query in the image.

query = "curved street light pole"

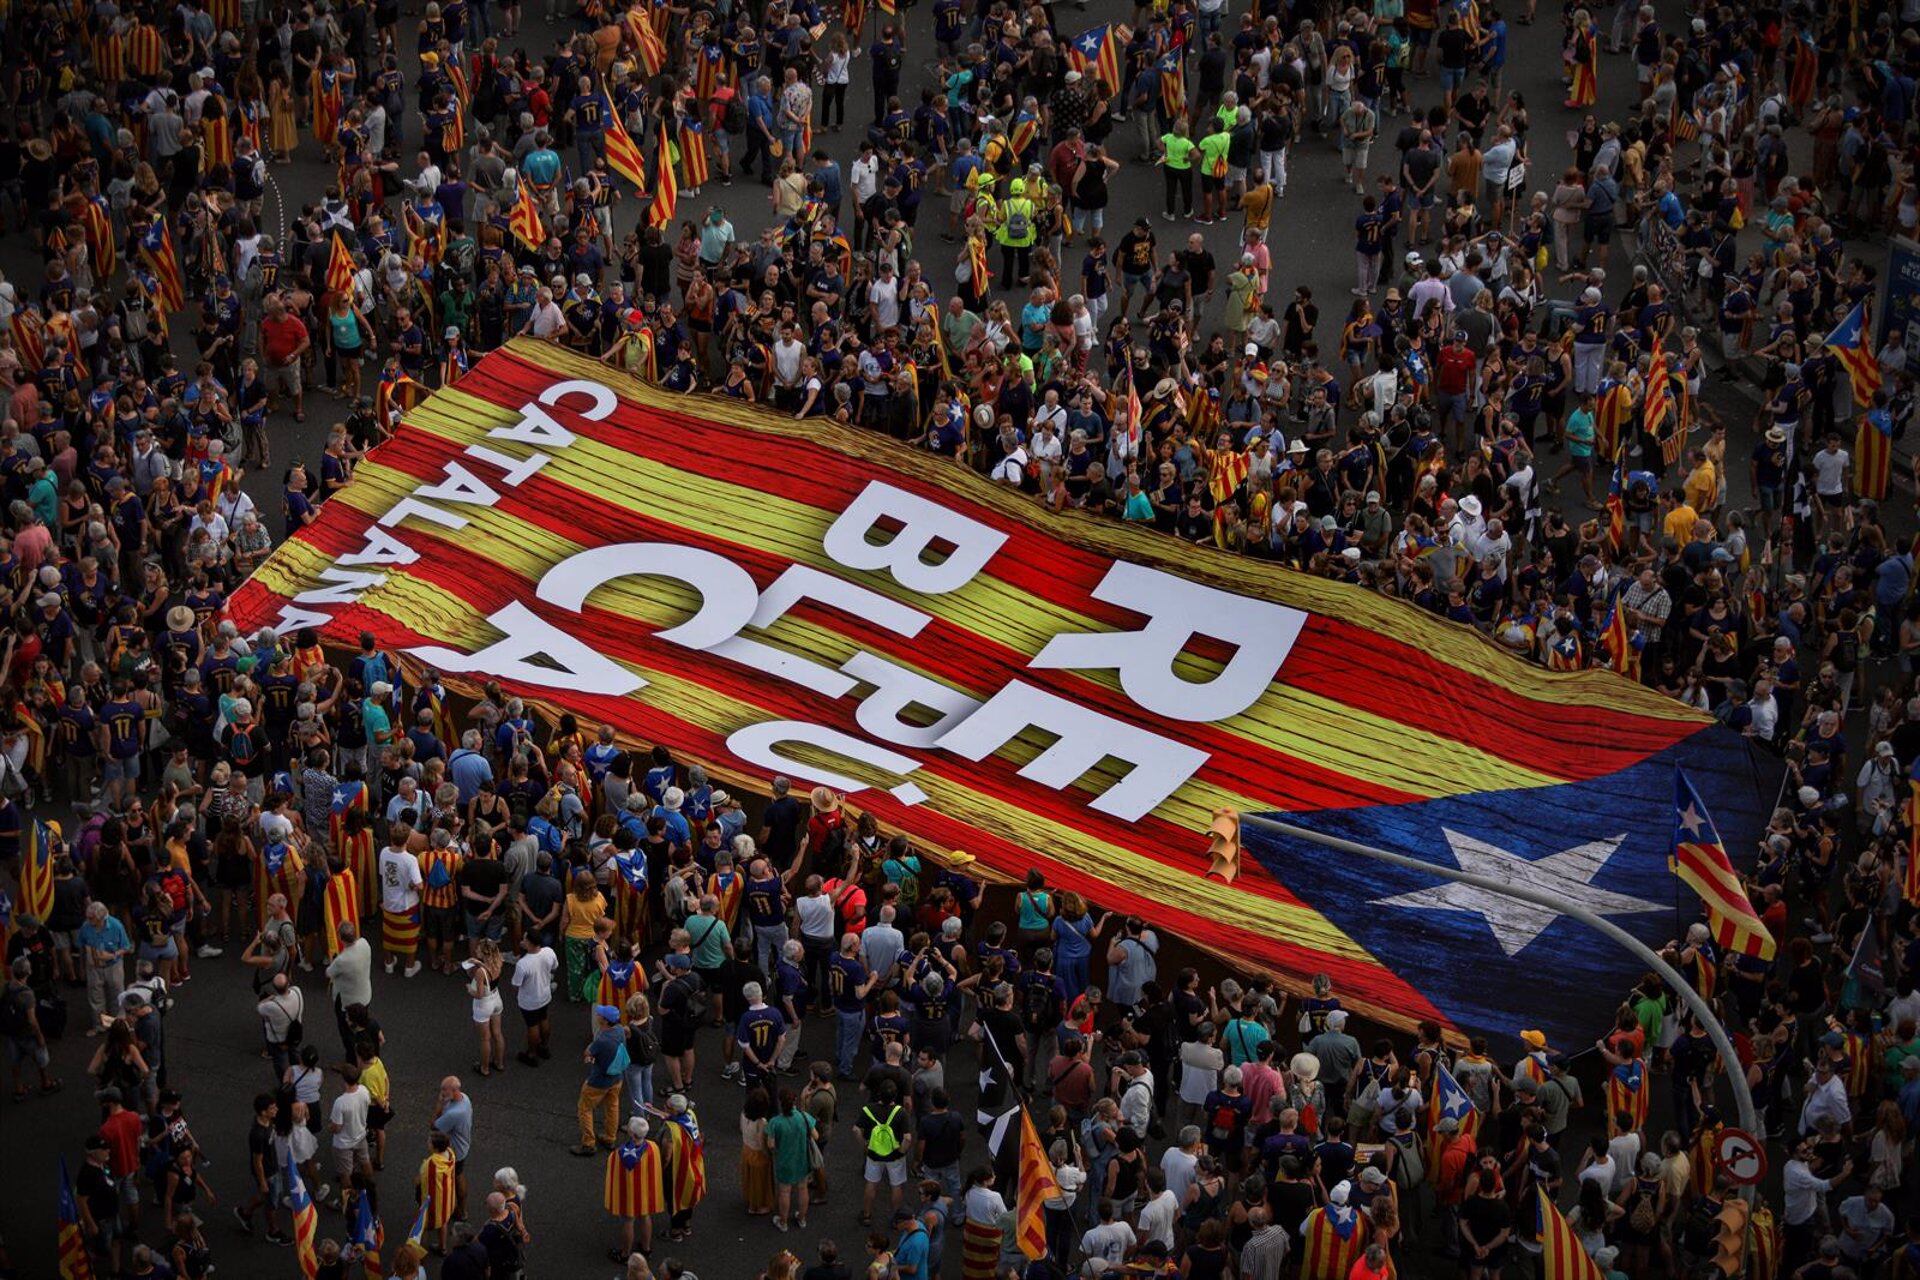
[1237,812,1760,1201]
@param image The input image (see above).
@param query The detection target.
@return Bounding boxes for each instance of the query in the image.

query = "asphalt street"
[0,2,1860,1275]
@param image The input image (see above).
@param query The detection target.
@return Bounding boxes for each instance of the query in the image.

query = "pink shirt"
[13,522,52,572]
[1242,1060,1285,1128]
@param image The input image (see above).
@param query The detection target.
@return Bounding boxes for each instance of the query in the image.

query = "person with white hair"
[603,1115,664,1260]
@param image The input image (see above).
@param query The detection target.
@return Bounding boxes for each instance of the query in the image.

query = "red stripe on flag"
[451,350,1701,780]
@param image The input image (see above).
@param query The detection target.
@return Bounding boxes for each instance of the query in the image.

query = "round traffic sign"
[1714,1127,1768,1186]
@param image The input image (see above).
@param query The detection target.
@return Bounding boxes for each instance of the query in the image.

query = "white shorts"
[472,990,503,1023]
[864,1157,908,1186]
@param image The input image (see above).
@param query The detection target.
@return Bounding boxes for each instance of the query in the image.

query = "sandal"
[11,1086,26,1102]
[40,1079,61,1094]
[473,1063,492,1078]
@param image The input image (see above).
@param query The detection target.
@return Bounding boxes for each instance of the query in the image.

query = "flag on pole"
[974,1018,1019,1145]
[1857,404,1895,501]
[326,231,356,297]
[375,372,430,430]
[1595,377,1632,462]
[139,218,185,313]
[1824,301,1883,403]
[602,99,649,190]
[1672,768,1775,960]
[10,308,44,373]
[287,1153,320,1280]
[1642,342,1679,466]
[1124,363,1145,451]
[1844,918,1887,1007]
[1906,780,1920,908]
[82,198,116,279]
[18,819,55,922]
[406,1194,431,1244]
[1158,50,1186,118]
[1605,461,1627,553]
[1425,1061,1480,1171]
[646,124,679,229]
[1015,1109,1060,1260]
[349,1186,385,1268]
[1067,24,1126,94]
[1539,1188,1607,1280]
[509,179,547,251]
[1601,586,1636,680]
[57,1158,94,1280]
[680,121,711,188]
[964,234,990,295]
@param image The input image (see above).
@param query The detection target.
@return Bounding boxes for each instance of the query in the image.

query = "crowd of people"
[5,0,1920,1275]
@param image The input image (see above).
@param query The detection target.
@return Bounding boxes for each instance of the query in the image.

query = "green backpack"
[864,1105,901,1158]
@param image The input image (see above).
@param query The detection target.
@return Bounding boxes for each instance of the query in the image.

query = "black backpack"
[626,1022,659,1066]
[0,984,33,1036]
[723,94,748,135]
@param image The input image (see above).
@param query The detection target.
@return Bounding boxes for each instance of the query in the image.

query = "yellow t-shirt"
[1683,461,1717,513]
[1240,182,1275,232]
[1662,503,1699,546]
[565,892,607,940]
[361,1057,391,1107]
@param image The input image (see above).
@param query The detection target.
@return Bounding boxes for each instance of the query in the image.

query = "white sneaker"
[195,944,224,958]
[721,1062,741,1079]
[385,959,397,974]
[403,962,422,978]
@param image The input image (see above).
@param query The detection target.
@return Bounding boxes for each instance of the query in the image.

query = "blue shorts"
[104,755,140,783]
[1440,66,1466,91]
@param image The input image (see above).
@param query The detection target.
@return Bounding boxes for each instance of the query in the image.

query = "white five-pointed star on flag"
[1371,828,1663,958]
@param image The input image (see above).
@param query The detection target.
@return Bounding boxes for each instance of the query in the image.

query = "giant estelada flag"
[230,339,1776,1042]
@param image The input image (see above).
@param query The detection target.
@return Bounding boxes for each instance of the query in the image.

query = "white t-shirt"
[772,338,806,386]
[794,892,835,942]
[1160,1146,1199,1206]
[1081,1221,1137,1267]
[1136,1189,1179,1249]
[1605,1133,1642,1194]
[1812,446,1850,496]
[330,1087,370,1149]
[1577,1153,1616,1194]
[378,847,423,913]
[513,946,559,1010]
[868,277,901,330]
[850,155,880,203]
[1177,1041,1224,1105]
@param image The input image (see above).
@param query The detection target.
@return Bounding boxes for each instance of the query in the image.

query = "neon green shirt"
[1198,131,1233,177]
[1160,134,1197,170]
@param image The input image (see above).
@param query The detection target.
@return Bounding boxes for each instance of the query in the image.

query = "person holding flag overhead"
[1595,1023,1651,1136]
